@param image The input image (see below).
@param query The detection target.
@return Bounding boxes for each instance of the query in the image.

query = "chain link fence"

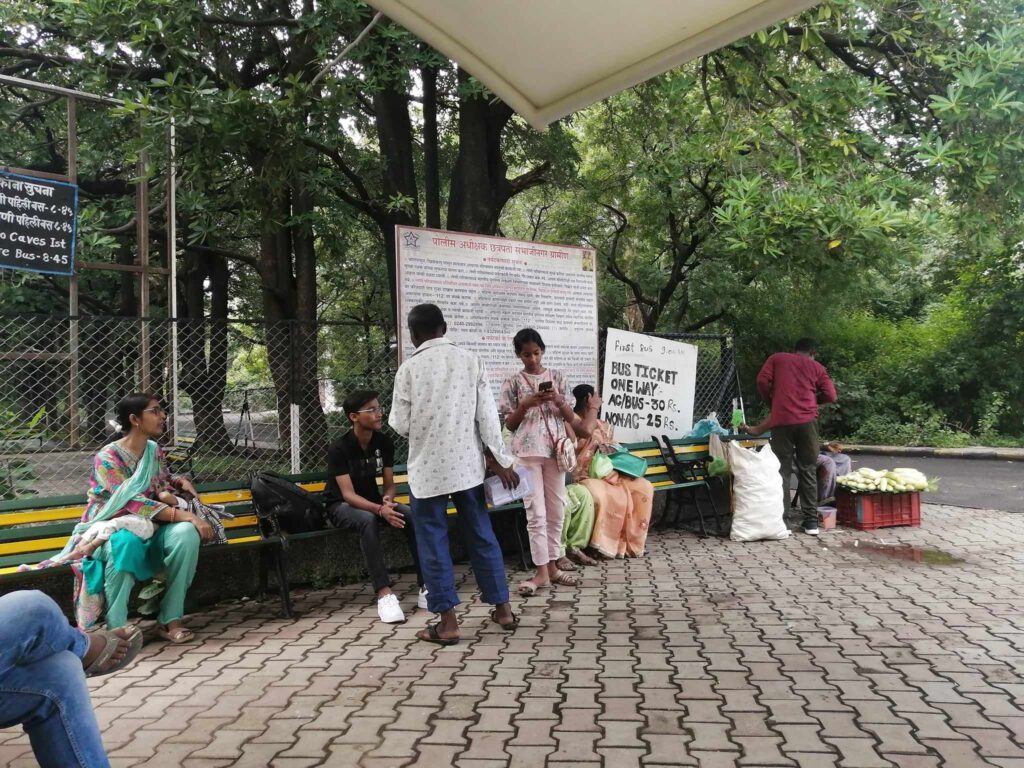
[0,314,738,500]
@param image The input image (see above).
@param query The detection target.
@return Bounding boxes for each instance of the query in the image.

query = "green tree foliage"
[2,0,1023,443]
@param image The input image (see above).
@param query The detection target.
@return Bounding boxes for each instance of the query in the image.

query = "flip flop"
[490,608,519,632]
[418,623,459,646]
[517,580,549,597]
[158,625,195,644]
[84,627,143,677]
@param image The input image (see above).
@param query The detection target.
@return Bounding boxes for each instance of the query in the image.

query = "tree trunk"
[373,83,421,318]
[178,245,233,453]
[422,64,441,229]
[290,177,329,468]
[445,68,525,236]
[257,186,297,460]
[254,172,331,470]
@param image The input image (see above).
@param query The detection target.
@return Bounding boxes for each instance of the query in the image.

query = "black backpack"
[250,471,327,535]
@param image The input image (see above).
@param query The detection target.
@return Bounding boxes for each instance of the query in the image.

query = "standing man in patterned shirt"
[389,304,521,644]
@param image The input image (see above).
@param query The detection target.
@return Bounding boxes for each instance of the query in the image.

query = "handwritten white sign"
[600,328,698,442]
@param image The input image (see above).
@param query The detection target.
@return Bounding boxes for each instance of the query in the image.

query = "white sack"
[724,440,790,542]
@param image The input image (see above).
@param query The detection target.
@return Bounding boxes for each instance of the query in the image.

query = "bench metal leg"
[656,490,678,530]
[703,483,724,537]
[686,487,710,538]
[274,546,296,619]
[257,548,272,601]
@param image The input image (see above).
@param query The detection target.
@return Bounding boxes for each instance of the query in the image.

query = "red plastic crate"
[836,491,921,530]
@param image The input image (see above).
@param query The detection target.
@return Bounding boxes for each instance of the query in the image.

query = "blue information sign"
[0,170,78,276]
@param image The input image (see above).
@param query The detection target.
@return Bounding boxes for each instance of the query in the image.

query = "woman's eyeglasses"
[144,406,167,417]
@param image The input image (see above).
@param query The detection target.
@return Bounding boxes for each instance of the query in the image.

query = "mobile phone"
[539,381,553,392]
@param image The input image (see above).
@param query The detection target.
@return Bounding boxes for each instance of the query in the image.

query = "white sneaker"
[377,593,406,624]
[417,588,429,611]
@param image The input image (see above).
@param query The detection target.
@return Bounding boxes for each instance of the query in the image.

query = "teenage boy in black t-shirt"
[324,390,425,623]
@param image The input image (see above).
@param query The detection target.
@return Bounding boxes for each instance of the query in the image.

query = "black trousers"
[326,502,423,591]
[770,421,819,526]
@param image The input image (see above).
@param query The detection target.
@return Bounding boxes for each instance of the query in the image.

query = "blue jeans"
[411,484,510,613]
[0,591,109,767]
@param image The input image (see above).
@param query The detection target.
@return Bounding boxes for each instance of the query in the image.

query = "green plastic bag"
[708,456,731,477]
[589,453,613,479]
[609,451,647,479]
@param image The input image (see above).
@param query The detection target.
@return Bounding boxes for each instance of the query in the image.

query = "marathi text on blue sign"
[0,171,78,276]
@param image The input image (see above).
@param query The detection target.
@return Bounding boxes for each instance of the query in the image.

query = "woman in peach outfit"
[571,385,655,559]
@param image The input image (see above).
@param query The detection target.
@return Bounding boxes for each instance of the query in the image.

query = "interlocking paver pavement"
[3,503,1024,767]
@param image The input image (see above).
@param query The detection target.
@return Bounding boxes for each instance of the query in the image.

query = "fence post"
[289,320,300,474]
[67,96,80,449]
[290,403,301,474]
[168,120,180,447]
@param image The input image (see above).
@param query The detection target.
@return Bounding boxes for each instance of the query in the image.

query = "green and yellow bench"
[0,436,765,618]
[0,478,299,615]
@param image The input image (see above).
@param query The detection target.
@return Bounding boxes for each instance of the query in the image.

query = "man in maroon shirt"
[756,338,838,535]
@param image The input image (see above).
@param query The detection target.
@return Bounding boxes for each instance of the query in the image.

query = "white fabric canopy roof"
[365,0,819,129]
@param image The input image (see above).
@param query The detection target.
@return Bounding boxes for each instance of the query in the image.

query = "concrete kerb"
[845,444,1024,462]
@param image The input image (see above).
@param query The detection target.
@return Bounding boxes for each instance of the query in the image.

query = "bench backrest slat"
[0,437,766,570]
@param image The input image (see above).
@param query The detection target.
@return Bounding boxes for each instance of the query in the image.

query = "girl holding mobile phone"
[499,328,590,595]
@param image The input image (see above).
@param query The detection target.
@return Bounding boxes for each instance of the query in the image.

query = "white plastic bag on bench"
[722,438,789,542]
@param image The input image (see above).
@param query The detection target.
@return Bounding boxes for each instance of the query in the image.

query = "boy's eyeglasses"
[356,407,385,414]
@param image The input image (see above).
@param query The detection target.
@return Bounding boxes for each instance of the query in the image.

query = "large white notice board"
[396,226,599,397]
[601,328,698,443]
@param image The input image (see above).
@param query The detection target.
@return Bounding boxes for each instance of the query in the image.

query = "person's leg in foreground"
[396,503,428,609]
[621,477,655,557]
[94,541,136,630]
[518,457,575,594]
[559,484,597,568]
[518,456,552,593]
[327,501,407,623]
[770,425,798,521]
[817,453,838,504]
[0,591,138,768]
[410,492,462,643]
[452,485,517,630]
[539,458,574,583]
[582,477,631,559]
[794,422,820,533]
[152,521,201,641]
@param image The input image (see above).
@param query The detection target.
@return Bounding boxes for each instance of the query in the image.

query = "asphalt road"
[850,452,1024,513]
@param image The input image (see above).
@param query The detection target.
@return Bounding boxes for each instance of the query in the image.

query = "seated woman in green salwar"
[68,393,214,642]
[555,386,603,570]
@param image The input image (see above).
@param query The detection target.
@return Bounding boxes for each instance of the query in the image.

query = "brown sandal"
[555,556,577,572]
[568,547,599,567]
[551,570,580,587]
